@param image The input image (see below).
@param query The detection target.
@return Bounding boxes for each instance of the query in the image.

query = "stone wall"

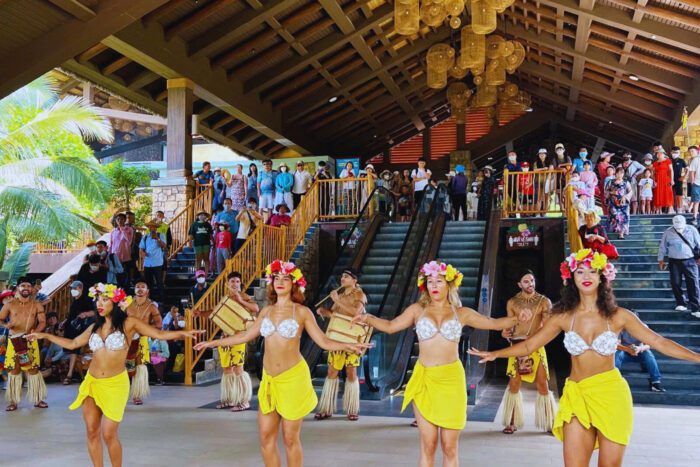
[151,180,194,218]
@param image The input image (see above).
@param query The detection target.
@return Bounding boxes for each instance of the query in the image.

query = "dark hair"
[248,197,257,203]
[583,160,591,166]
[93,303,128,335]
[263,159,272,164]
[690,145,698,151]
[652,141,662,146]
[552,276,618,318]
[125,211,134,216]
[88,254,101,264]
[115,213,126,220]
[615,166,625,175]
[203,161,211,167]
[156,210,164,216]
[227,272,242,281]
[518,269,535,281]
[134,277,148,287]
[248,163,258,177]
[418,158,426,163]
[96,240,107,247]
[223,198,232,204]
[671,146,680,151]
[319,161,327,167]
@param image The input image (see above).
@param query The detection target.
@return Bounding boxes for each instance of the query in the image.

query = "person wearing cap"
[572,147,589,173]
[188,211,214,277]
[622,152,645,215]
[315,268,368,421]
[292,161,312,210]
[517,161,535,215]
[478,165,496,221]
[449,165,468,221]
[553,143,572,171]
[258,159,278,222]
[533,149,554,214]
[686,146,700,224]
[1,277,48,411]
[658,215,700,317]
[653,149,674,214]
[274,162,294,214]
[61,280,96,385]
[215,221,233,274]
[670,146,687,214]
[269,204,292,228]
[191,270,210,306]
[139,220,167,302]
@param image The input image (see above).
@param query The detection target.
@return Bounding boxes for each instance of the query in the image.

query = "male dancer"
[1,278,48,411]
[126,279,162,405]
[315,268,367,421]
[501,271,556,434]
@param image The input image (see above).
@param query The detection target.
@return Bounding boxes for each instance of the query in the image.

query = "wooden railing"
[184,177,372,383]
[167,183,213,260]
[566,184,584,253]
[501,168,568,217]
[45,277,74,321]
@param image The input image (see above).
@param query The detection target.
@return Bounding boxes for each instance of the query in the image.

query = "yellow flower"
[453,273,463,288]
[517,223,527,232]
[575,249,592,261]
[591,252,608,271]
[291,269,302,280]
[417,276,426,288]
[445,264,457,282]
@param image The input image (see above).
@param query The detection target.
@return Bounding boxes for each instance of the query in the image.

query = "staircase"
[311,222,410,385]
[403,220,487,384]
[613,214,700,405]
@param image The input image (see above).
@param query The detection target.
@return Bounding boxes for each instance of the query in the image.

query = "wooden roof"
[1,0,699,159]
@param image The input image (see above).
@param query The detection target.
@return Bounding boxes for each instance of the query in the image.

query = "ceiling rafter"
[165,0,237,40]
[47,0,95,21]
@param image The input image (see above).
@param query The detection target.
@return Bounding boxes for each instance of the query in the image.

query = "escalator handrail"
[363,184,449,392]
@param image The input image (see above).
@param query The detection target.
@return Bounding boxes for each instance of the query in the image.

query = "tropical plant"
[0,242,35,285]
[0,75,113,267]
[104,158,152,212]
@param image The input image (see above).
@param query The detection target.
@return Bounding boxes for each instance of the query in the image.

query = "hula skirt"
[258,359,317,420]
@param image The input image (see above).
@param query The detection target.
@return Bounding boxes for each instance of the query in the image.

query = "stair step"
[614,288,675,298]
[630,389,700,406]
[624,373,700,390]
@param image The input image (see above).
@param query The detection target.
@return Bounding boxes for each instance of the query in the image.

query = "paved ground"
[1,382,699,466]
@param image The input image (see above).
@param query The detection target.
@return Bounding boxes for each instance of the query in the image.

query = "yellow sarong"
[402,360,467,430]
[5,338,40,371]
[138,335,150,363]
[506,346,549,384]
[220,343,246,368]
[70,371,130,422]
[328,350,360,371]
[258,359,317,420]
[553,368,633,448]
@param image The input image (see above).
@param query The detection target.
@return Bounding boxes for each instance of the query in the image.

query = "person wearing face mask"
[83,240,98,263]
[517,162,535,214]
[504,152,522,215]
[258,159,278,223]
[607,167,633,239]
[215,221,233,274]
[235,198,263,255]
[477,166,496,221]
[572,147,588,173]
[95,240,123,285]
[670,146,687,214]
[76,254,109,291]
[686,146,700,225]
[188,211,214,278]
[467,182,479,220]
[622,153,646,215]
[63,281,95,385]
[191,270,209,306]
[275,162,294,214]
[216,198,238,240]
[553,143,572,170]
[652,150,674,214]
[139,220,167,302]
[658,215,700,318]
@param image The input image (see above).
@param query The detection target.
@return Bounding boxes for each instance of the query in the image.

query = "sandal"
[133,399,143,406]
[230,403,250,412]
[216,402,230,409]
[5,404,17,412]
[34,401,48,409]
[348,414,359,421]
[62,377,72,385]
[314,413,331,420]
[410,420,418,427]
[502,426,517,434]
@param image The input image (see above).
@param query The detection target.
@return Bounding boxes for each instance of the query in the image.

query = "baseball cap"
[0,290,15,300]
[521,161,530,167]
[555,143,564,150]
[538,148,547,154]
[70,280,83,289]
[195,270,206,278]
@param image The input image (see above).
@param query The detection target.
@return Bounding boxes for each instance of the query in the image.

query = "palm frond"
[0,221,7,269]
[0,242,35,285]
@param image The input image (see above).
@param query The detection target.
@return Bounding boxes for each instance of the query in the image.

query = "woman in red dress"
[652,151,674,213]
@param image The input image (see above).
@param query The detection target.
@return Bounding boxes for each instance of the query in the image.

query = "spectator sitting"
[638,169,656,215]
[63,280,95,384]
[149,337,170,385]
[268,204,292,227]
[95,240,123,284]
[191,269,209,306]
[162,305,184,331]
[76,254,108,290]
[40,311,60,360]
[615,314,665,392]
[578,210,618,259]
[215,221,233,274]
[41,318,72,382]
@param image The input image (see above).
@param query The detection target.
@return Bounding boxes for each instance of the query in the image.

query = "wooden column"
[166,78,194,178]
[456,123,466,150]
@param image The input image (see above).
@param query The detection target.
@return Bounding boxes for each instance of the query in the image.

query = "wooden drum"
[211,296,254,335]
[326,312,372,345]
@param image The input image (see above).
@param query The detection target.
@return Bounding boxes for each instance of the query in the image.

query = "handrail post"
[502,169,510,218]
[184,308,193,385]
[280,225,287,259]
[255,227,263,276]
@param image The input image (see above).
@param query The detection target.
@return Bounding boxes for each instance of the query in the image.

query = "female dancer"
[469,249,700,467]
[27,283,201,467]
[194,260,369,467]
[354,261,531,466]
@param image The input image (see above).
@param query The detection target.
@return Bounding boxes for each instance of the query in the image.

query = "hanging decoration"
[395,0,468,35]
[447,82,472,124]
[426,43,455,89]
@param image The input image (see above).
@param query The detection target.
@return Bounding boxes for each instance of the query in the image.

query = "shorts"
[219,343,246,368]
[691,184,700,203]
[674,183,684,196]
[259,193,275,210]
[194,245,210,255]
[640,196,653,201]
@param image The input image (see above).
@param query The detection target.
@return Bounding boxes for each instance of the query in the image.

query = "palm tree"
[0,75,114,268]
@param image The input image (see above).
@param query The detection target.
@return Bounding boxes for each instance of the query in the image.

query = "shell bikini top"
[416,305,462,342]
[563,314,618,356]
[260,304,300,339]
[89,330,128,353]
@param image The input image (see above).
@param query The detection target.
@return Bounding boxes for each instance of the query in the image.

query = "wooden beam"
[128,70,161,90]
[165,0,237,40]
[102,56,132,76]
[98,108,167,125]
[47,0,95,21]
[142,0,189,26]
[77,43,108,62]
[0,0,169,99]
[103,19,321,154]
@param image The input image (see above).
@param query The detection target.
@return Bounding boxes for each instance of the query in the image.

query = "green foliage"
[0,74,114,266]
[104,159,152,212]
[133,194,153,228]
[0,242,35,285]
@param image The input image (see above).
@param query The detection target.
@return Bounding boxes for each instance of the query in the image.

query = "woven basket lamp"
[485,58,506,86]
[395,0,420,36]
[445,0,466,28]
[427,43,455,89]
[420,0,448,27]
[471,0,497,34]
[485,0,514,12]
[458,25,486,70]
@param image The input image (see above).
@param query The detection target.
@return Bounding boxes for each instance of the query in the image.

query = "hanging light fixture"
[426,43,455,89]
[471,0,497,34]
[394,0,420,36]
[420,0,448,27]
[447,82,472,123]
[485,0,514,12]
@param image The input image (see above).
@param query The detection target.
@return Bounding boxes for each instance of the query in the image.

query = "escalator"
[362,184,451,399]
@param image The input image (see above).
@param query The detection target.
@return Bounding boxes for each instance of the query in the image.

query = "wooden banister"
[167,184,213,261]
[501,168,568,218]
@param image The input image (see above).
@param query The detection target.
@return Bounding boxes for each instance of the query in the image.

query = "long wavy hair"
[552,275,618,318]
[418,282,462,308]
[266,282,305,305]
[92,300,128,334]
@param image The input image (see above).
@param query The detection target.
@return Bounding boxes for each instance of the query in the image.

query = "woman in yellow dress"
[469,249,700,467]
[194,260,370,467]
[27,283,201,467]
[354,261,531,466]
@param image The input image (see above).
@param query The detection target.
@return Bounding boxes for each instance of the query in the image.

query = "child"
[215,221,232,274]
[517,161,534,214]
[397,184,412,222]
[580,160,598,198]
[638,169,655,215]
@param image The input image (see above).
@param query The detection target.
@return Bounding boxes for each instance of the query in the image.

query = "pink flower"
[421,261,441,278]
[603,263,617,282]
[559,262,571,280]
[297,277,307,289]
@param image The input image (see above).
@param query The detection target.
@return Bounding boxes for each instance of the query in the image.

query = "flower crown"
[560,249,616,283]
[417,261,463,291]
[265,260,307,292]
[88,283,133,310]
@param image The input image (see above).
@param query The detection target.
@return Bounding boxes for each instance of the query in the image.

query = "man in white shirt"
[411,158,432,208]
[687,146,700,225]
[292,161,312,209]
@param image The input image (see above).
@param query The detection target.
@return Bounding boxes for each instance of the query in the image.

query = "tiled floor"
[1,383,699,466]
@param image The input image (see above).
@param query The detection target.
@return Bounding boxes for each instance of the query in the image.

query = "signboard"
[505,223,542,250]
[335,157,361,178]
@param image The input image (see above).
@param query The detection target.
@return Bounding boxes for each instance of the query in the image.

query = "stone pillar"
[151,78,195,219]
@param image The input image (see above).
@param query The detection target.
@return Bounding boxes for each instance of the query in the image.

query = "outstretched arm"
[129,318,202,342]
[354,303,419,334]
[461,306,531,331]
[302,306,370,353]
[27,325,94,351]
[621,308,700,363]
[193,310,264,350]
[469,314,565,361]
